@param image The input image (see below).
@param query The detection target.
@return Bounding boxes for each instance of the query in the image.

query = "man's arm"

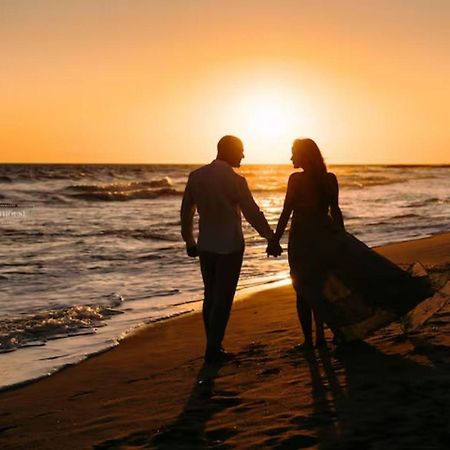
[236,176,274,240]
[180,175,198,256]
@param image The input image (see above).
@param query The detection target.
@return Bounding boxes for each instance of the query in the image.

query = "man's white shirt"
[181,159,273,254]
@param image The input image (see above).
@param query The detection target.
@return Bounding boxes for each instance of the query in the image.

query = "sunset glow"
[221,84,317,162]
[0,1,449,164]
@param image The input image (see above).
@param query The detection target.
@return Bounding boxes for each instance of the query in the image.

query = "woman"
[269,138,431,349]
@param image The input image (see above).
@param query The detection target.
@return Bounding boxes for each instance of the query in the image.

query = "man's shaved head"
[217,135,244,168]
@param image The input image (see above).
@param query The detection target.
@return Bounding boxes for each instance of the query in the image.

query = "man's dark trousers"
[199,250,244,355]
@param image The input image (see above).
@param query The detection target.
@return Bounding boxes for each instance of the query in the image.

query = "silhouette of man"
[181,135,281,363]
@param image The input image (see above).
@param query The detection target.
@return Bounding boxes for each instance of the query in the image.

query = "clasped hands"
[266,236,283,257]
[185,237,283,258]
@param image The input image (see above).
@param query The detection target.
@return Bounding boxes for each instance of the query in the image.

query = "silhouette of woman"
[270,138,431,348]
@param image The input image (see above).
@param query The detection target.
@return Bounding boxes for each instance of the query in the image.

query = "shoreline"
[0,230,448,394]
[0,274,290,393]
[0,232,448,449]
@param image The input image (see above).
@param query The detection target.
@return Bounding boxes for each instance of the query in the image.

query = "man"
[181,135,282,363]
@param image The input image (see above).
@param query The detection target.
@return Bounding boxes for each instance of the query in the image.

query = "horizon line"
[1,162,449,167]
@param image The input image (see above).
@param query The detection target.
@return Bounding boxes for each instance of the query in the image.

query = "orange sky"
[1,1,449,164]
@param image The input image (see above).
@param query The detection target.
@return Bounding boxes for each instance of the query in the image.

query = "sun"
[239,94,288,140]
[224,86,316,163]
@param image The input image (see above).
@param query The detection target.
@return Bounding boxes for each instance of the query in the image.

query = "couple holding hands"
[181,135,427,364]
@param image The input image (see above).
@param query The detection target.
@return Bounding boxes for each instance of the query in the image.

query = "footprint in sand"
[258,367,282,377]
[241,342,268,356]
[268,328,288,334]
[0,425,17,435]
[211,390,242,408]
[263,426,291,436]
[125,376,151,384]
[233,399,266,414]
[264,433,318,449]
[68,390,94,400]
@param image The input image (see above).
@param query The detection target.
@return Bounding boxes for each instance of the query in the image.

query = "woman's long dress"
[288,172,432,341]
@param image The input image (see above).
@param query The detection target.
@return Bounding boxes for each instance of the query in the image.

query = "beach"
[2,1,450,448]
[0,233,449,449]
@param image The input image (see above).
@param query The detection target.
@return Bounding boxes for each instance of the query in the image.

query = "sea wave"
[67,177,173,192]
[407,198,449,208]
[67,187,182,201]
[250,176,413,193]
[1,225,182,243]
[62,177,184,201]
[388,213,422,220]
[92,227,180,242]
[0,164,170,182]
[96,228,181,242]
[0,298,125,353]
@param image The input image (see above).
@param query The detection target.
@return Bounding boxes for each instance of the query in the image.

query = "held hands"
[266,237,283,257]
[186,240,282,258]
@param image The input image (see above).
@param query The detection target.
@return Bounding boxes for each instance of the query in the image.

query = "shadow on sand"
[94,340,449,449]
[94,362,240,449]
[297,341,450,449]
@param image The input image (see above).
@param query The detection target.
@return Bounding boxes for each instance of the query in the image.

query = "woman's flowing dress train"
[288,210,432,341]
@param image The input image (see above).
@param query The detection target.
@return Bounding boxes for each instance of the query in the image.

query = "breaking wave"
[64,178,182,201]
[407,198,449,208]
[68,187,182,201]
[68,177,173,192]
[0,296,125,353]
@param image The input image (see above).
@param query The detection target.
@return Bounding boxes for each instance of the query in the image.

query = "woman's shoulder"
[288,171,303,181]
[325,172,339,196]
[287,171,303,186]
[326,172,338,184]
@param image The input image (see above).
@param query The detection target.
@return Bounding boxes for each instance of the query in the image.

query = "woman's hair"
[292,138,327,175]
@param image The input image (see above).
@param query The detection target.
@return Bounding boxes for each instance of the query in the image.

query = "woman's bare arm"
[328,173,345,229]
[274,174,298,241]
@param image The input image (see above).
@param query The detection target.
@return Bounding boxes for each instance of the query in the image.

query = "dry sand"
[0,233,449,449]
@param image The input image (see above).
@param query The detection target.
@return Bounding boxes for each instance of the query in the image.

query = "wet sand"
[0,233,449,449]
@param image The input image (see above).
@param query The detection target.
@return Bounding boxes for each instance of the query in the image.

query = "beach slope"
[0,233,449,449]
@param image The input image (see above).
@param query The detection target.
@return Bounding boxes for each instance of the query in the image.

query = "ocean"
[0,163,449,389]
